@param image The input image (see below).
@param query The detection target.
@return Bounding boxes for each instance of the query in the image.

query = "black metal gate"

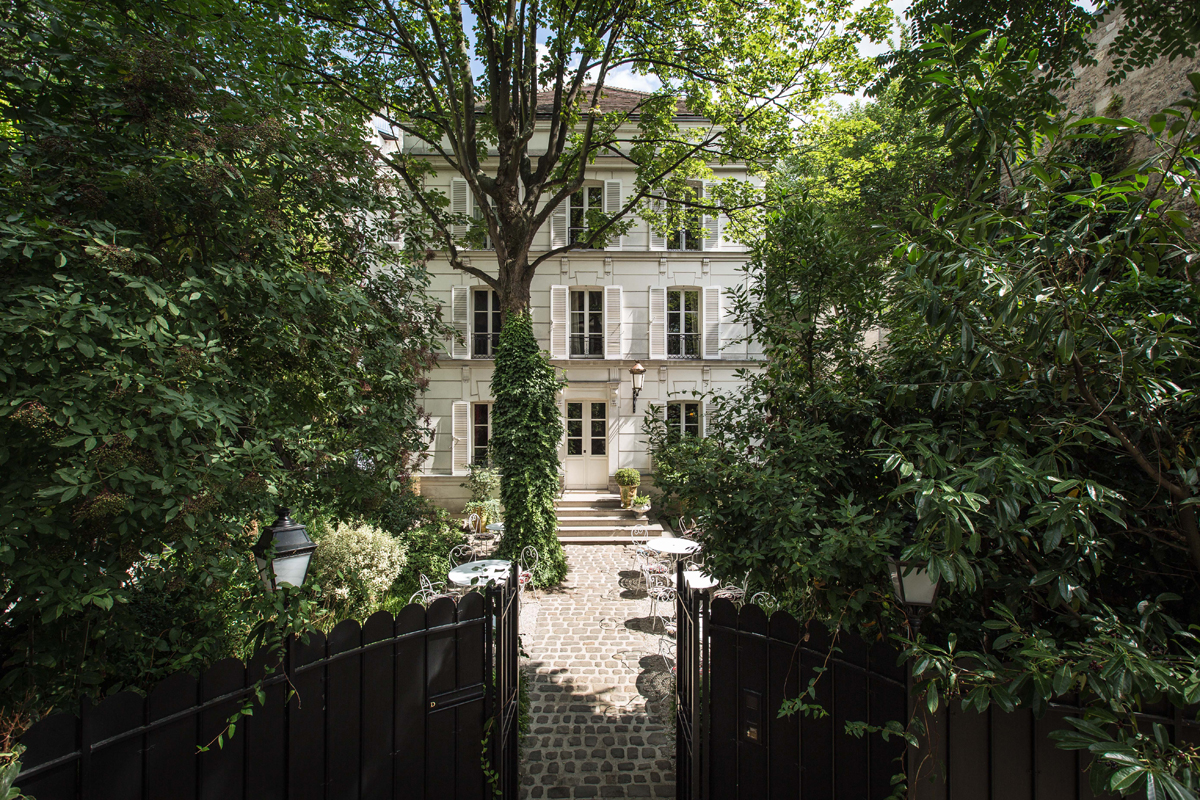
[15,574,522,800]
[674,572,1200,799]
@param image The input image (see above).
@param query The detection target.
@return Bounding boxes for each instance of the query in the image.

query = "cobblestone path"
[519,545,676,799]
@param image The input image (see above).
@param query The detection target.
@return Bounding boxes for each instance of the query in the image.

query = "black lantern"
[252,508,317,591]
[629,362,647,412]
[887,549,940,633]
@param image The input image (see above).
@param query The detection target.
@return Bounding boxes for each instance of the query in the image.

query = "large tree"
[0,0,445,715]
[277,0,893,314]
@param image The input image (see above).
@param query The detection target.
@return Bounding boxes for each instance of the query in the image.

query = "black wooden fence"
[675,576,1200,799]
[16,581,520,800]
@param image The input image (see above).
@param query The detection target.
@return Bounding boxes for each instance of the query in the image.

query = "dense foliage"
[267,0,894,315]
[490,313,567,585]
[0,0,445,720]
[650,31,1200,795]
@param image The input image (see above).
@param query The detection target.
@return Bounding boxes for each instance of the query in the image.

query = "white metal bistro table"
[671,569,718,591]
[448,559,512,587]
[644,536,700,559]
[485,522,505,533]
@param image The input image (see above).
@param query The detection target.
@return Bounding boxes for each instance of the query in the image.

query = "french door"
[563,400,609,489]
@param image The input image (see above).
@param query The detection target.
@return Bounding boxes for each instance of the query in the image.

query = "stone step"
[556,491,623,506]
[557,515,649,528]
[557,523,663,542]
[555,505,635,517]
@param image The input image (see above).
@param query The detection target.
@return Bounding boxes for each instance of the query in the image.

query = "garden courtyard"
[519,546,678,799]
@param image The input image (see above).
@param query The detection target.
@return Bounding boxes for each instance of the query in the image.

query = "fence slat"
[455,593,486,799]
[14,712,79,799]
[866,653,907,800]
[709,599,739,799]
[832,644,869,798]
[90,691,146,800]
[361,611,396,800]
[736,604,769,799]
[799,628,834,799]
[289,630,327,800]
[425,597,459,799]
[1036,709,1079,798]
[199,657,246,800]
[767,611,800,800]
[326,619,363,800]
[393,603,427,800]
[245,644,287,800]
[146,672,199,800]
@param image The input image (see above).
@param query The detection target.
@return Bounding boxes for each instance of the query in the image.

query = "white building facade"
[390,89,764,511]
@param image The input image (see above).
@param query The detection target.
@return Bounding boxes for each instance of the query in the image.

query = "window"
[569,185,604,248]
[666,402,700,439]
[569,289,604,358]
[667,289,701,358]
[473,195,497,250]
[472,289,502,358]
[472,403,492,464]
[667,183,703,251]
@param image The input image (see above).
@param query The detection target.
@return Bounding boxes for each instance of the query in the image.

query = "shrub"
[390,518,467,604]
[462,463,501,502]
[310,521,407,618]
[614,468,641,487]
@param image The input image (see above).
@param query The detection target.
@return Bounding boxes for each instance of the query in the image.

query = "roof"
[532,85,702,120]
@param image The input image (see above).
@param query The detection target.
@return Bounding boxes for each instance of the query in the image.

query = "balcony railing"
[667,333,701,359]
[570,334,604,358]
[472,333,500,358]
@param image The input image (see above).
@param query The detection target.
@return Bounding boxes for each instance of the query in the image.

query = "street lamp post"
[886,548,940,634]
[252,507,318,591]
[629,362,647,412]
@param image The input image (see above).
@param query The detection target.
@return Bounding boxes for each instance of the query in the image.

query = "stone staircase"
[555,490,663,544]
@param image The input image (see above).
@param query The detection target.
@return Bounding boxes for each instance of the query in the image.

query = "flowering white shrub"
[310,521,407,613]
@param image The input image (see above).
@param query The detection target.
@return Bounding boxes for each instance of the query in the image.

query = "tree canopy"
[274,0,894,312]
[0,0,445,714]
[650,29,1200,794]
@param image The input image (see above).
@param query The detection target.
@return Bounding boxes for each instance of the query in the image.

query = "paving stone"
[519,545,676,799]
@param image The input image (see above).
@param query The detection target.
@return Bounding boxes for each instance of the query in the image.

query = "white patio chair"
[646,572,677,636]
[714,570,751,605]
[517,545,538,593]
[408,573,453,605]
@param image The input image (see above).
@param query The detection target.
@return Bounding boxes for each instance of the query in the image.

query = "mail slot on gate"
[741,689,765,745]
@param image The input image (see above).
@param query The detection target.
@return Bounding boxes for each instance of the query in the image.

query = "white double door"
[563,400,610,490]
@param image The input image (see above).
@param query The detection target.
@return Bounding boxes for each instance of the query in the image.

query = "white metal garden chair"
[714,570,751,605]
[645,572,677,636]
[517,546,538,593]
[409,573,453,605]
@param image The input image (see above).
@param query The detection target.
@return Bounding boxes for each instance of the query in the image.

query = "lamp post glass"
[629,362,647,411]
[888,559,938,606]
[253,508,317,591]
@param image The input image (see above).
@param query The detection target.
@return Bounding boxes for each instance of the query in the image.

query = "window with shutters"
[568,185,604,248]
[667,288,701,359]
[569,288,604,358]
[667,182,703,251]
[666,402,701,440]
[472,195,497,250]
[472,289,502,358]
[472,403,492,464]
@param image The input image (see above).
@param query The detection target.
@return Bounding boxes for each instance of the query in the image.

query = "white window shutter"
[703,285,723,359]
[649,286,666,359]
[550,198,568,249]
[450,286,469,358]
[701,182,720,251]
[451,401,469,475]
[549,285,568,359]
[701,402,708,438]
[450,178,468,240]
[649,198,667,251]
[604,285,623,360]
[604,180,623,251]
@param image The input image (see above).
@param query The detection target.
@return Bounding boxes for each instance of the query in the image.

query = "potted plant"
[631,493,652,518]
[615,468,641,508]
[463,498,503,532]
[462,463,502,531]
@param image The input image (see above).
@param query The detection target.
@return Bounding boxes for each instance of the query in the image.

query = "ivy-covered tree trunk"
[491,313,567,585]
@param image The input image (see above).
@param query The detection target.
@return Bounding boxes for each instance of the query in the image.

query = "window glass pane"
[474,290,489,312]
[591,403,606,420]
[567,419,583,437]
[587,186,602,208]
[592,436,606,456]
[588,291,602,312]
[474,404,489,425]
[571,291,584,312]
[567,438,582,456]
[667,290,680,313]
[667,404,681,424]
[684,290,698,312]
[567,403,582,419]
